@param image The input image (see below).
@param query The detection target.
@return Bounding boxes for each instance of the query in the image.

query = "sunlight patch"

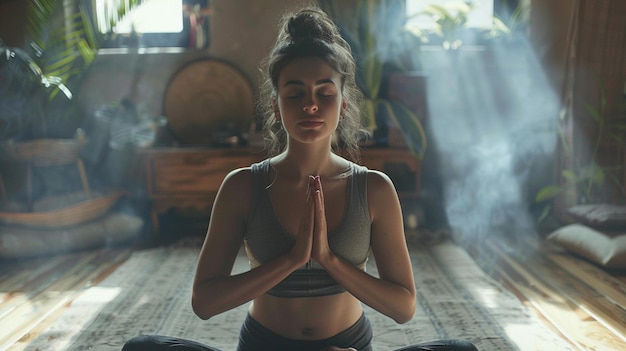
[75,286,121,304]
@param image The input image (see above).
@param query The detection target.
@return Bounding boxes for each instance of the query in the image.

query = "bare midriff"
[249,292,363,340]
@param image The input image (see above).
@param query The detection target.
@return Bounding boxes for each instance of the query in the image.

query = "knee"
[457,339,479,351]
[433,339,479,351]
[122,335,156,351]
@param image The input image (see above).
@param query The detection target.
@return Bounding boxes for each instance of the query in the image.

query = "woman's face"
[274,57,345,146]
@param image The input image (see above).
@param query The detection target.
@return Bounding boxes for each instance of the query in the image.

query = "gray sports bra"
[244,159,371,298]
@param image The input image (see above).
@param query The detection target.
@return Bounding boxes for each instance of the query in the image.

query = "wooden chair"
[4,136,90,212]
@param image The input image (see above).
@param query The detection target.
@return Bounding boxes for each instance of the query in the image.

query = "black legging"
[122,314,478,351]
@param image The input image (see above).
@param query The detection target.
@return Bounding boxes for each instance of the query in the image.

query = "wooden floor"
[0,246,133,349]
[1,233,625,351]
[465,233,626,351]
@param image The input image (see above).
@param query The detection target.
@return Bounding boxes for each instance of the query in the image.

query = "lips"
[298,119,324,128]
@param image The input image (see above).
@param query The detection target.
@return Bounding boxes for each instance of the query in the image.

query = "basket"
[0,191,125,229]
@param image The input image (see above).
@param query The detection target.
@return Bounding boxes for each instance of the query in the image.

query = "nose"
[303,105,318,113]
[302,97,318,113]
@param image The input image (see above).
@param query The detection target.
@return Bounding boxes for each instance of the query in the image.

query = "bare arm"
[191,168,314,320]
[313,172,416,323]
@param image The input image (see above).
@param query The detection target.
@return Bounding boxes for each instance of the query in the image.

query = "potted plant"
[0,0,143,142]
[318,0,427,158]
[0,0,140,211]
[534,90,626,225]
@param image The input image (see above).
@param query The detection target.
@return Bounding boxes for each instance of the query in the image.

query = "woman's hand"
[320,346,357,351]
[311,175,332,264]
[288,176,316,267]
[289,175,334,267]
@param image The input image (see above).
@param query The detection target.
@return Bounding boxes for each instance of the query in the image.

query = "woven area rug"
[19,239,573,351]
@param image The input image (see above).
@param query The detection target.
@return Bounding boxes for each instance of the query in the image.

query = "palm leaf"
[379,99,427,158]
[23,0,144,99]
[362,98,377,131]
[79,0,101,49]
[2,0,145,139]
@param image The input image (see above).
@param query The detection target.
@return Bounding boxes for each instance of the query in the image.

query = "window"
[96,0,183,34]
[403,1,500,48]
[405,0,495,31]
[94,0,211,49]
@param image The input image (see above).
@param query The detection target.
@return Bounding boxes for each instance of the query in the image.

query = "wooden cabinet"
[141,147,263,232]
[141,147,420,233]
[359,147,421,199]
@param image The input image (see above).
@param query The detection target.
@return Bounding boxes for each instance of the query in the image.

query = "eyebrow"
[283,78,336,87]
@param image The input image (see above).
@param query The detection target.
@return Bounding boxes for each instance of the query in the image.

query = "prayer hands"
[310,175,331,264]
[290,175,331,267]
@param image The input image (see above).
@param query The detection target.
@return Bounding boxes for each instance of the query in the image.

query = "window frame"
[88,0,211,50]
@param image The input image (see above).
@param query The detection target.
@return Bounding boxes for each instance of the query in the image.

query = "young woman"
[122,6,477,351]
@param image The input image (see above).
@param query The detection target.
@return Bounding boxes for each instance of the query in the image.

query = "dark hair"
[257,6,366,161]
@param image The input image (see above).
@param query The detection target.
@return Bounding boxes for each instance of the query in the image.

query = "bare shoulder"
[365,169,396,194]
[365,169,401,220]
[221,166,253,190]
[214,166,254,209]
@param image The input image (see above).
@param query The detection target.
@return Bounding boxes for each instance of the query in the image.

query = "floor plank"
[469,234,626,351]
[0,248,132,349]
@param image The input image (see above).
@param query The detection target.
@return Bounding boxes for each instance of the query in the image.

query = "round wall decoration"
[163,58,255,145]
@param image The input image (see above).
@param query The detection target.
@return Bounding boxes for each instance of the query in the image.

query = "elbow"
[393,293,416,324]
[394,306,415,324]
[191,294,217,320]
[394,304,415,324]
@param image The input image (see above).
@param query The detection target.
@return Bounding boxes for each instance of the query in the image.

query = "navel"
[300,327,315,336]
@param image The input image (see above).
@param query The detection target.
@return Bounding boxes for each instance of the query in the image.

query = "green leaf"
[591,167,605,185]
[379,99,427,158]
[535,185,561,202]
[362,99,377,131]
[562,169,578,182]
[537,204,552,223]
[585,103,601,124]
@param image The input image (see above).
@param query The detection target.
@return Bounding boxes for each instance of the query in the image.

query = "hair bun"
[286,8,335,44]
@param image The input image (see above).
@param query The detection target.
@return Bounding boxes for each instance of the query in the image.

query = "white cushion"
[0,213,143,259]
[547,224,626,269]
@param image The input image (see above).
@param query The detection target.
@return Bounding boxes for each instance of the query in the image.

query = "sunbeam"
[420,33,561,250]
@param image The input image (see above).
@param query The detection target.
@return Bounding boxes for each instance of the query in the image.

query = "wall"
[530,0,626,117]
[0,0,27,46]
[529,0,626,205]
[527,0,573,97]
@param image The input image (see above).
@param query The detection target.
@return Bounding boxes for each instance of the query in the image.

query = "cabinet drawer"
[147,153,255,195]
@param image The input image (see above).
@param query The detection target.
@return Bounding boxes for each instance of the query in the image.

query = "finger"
[306,175,315,201]
[314,176,324,208]
[301,178,316,233]
[313,178,327,235]
[304,191,315,228]
[313,183,324,216]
